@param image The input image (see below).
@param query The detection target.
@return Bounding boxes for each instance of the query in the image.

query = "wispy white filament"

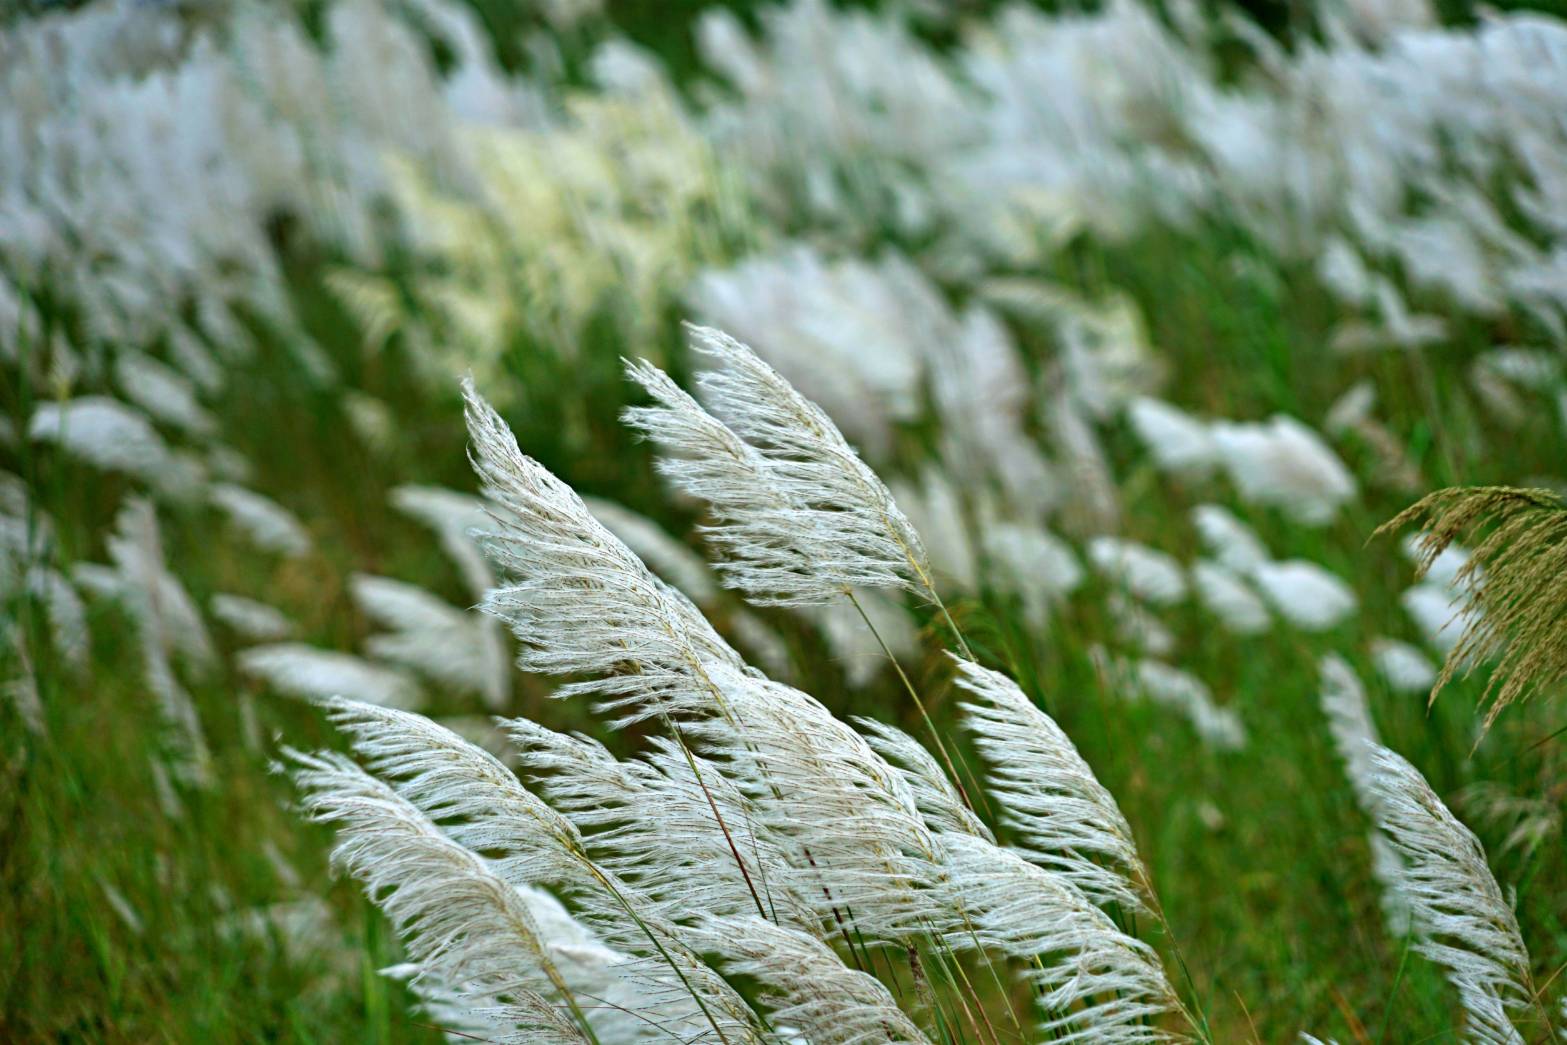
[952,656,1150,912]
[1368,745,1536,1044]
[624,324,932,607]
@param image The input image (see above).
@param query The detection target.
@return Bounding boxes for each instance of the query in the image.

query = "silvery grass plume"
[304,700,764,1043]
[209,593,294,643]
[390,484,496,602]
[473,382,1184,1040]
[1250,560,1358,632]
[951,656,1151,914]
[693,655,1188,1045]
[29,397,203,500]
[1369,637,1437,695]
[930,834,1189,1045]
[1094,650,1247,752]
[1380,486,1567,730]
[463,378,745,726]
[288,750,601,1042]
[682,916,928,1044]
[623,324,936,612]
[1316,655,1411,937]
[1367,744,1553,1043]
[1087,537,1187,606]
[289,381,1200,1042]
[506,716,819,933]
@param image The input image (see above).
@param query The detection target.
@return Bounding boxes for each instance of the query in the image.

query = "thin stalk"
[584,862,743,1045]
[665,721,769,922]
[846,589,977,814]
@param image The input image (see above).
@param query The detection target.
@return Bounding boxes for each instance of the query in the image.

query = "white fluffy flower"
[29,397,187,493]
[1191,503,1272,574]
[1211,415,1356,525]
[210,593,294,642]
[209,484,312,557]
[1191,559,1270,634]
[982,522,1084,626]
[1127,396,1217,475]
[1401,582,1473,654]
[239,644,423,710]
[1087,537,1186,605]
[1371,637,1438,694]
[1252,560,1358,631]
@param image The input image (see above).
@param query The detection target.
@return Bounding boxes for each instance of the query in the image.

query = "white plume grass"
[1087,537,1187,606]
[288,750,598,1041]
[465,379,743,726]
[624,324,934,609]
[209,593,294,642]
[1252,560,1358,631]
[1317,654,1412,937]
[1368,744,1544,1043]
[952,656,1150,913]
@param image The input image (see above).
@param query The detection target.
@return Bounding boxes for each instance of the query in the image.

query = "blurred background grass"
[5,1,1567,1042]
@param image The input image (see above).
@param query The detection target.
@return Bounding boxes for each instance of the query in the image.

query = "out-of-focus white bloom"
[29,398,186,492]
[1401,534,1472,590]
[1325,380,1377,436]
[1191,560,1270,635]
[1211,416,1356,525]
[688,248,928,458]
[351,573,510,710]
[947,3,1214,257]
[1127,396,1216,476]
[1316,655,1414,938]
[1134,658,1246,750]
[1371,637,1438,693]
[1047,389,1122,535]
[697,0,972,234]
[727,609,795,680]
[103,499,213,785]
[1252,560,1358,631]
[205,445,253,484]
[209,484,312,557]
[1099,651,1246,751]
[114,352,215,437]
[1002,284,1164,419]
[982,523,1084,627]
[1191,503,1272,574]
[239,643,423,710]
[2,565,89,671]
[1329,0,1434,41]
[1086,537,1186,605]
[1401,582,1473,653]
[1475,347,1561,392]
[343,392,397,456]
[210,593,294,642]
[890,470,979,595]
[1107,592,1176,656]
[389,484,495,602]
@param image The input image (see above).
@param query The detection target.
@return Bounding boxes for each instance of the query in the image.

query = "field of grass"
[5,1,1567,1042]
